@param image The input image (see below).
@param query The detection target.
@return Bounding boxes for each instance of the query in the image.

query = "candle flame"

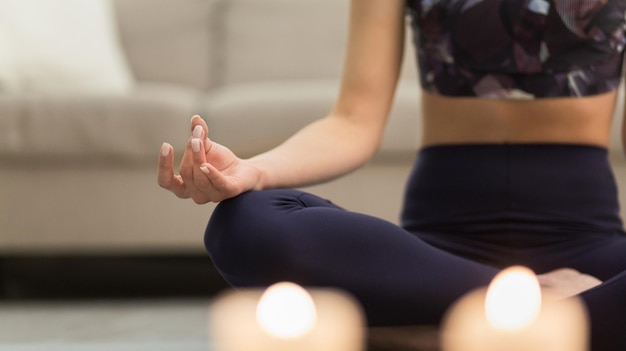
[485,266,541,330]
[256,282,317,338]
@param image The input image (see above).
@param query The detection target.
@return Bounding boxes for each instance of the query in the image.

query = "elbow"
[353,130,385,168]
[326,109,389,167]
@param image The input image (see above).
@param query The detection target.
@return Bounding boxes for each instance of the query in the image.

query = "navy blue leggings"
[205,144,626,350]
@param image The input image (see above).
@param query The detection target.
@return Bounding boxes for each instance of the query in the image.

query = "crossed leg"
[205,189,499,325]
[204,189,626,350]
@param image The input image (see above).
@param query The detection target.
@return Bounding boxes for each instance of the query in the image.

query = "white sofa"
[0,0,421,255]
[1,0,625,257]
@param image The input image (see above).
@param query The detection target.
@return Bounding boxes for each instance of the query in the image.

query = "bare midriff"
[420,90,619,148]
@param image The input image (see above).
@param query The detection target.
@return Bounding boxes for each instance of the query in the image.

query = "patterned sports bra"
[406,0,626,98]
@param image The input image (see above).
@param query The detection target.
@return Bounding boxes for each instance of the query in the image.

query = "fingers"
[189,138,238,203]
[159,115,229,203]
[179,136,221,204]
[191,137,212,191]
[179,137,207,203]
[157,142,188,198]
[198,162,238,202]
[191,115,211,152]
[537,268,603,299]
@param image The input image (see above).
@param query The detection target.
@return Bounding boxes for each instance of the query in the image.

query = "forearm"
[248,113,382,190]
[244,0,403,191]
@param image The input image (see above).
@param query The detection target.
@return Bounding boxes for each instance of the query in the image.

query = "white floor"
[0,299,213,351]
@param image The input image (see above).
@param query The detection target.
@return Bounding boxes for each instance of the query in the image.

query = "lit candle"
[209,282,365,351]
[442,266,589,351]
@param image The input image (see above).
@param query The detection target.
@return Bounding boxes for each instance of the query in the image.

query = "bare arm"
[158,0,406,203]
[249,0,406,189]
[622,85,626,155]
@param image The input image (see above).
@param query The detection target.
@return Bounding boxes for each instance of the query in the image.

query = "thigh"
[530,235,626,350]
[580,269,626,351]
[205,189,500,325]
[550,235,626,281]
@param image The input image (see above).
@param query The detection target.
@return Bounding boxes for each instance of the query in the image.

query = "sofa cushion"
[0,0,134,94]
[219,0,349,85]
[201,79,420,158]
[0,83,200,163]
[220,0,418,85]
[114,0,219,91]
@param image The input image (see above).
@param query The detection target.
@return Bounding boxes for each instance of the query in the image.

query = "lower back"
[419,90,618,148]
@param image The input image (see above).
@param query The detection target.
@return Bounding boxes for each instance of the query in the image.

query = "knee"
[204,194,253,283]
[203,192,254,261]
[203,190,303,281]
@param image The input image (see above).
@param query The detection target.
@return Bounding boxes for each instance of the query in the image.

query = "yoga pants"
[205,144,626,350]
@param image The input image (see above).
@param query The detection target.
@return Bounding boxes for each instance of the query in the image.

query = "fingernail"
[191,138,201,153]
[192,125,203,138]
[161,143,171,157]
[200,166,210,175]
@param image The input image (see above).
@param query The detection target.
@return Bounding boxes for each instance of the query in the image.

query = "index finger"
[158,142,188,198]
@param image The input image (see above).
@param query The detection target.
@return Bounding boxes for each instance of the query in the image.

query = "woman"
[158,0,626,349]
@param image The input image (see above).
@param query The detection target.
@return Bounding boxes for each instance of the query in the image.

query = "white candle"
[209,282,365,351]
[442,266,589,351]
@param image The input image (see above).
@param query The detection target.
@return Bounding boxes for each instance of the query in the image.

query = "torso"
[406,0,626,99]
[406,0,625,148]
[420,90,618,147]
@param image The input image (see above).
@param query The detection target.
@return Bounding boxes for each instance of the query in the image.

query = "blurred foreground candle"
[442,266,589,351]
[209,282,365,351]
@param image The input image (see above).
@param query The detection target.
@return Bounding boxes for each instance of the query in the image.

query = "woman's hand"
[157,115,261,203]
[537,268,602,299]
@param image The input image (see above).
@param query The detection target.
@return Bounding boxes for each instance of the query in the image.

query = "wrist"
[246,158,269,191]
